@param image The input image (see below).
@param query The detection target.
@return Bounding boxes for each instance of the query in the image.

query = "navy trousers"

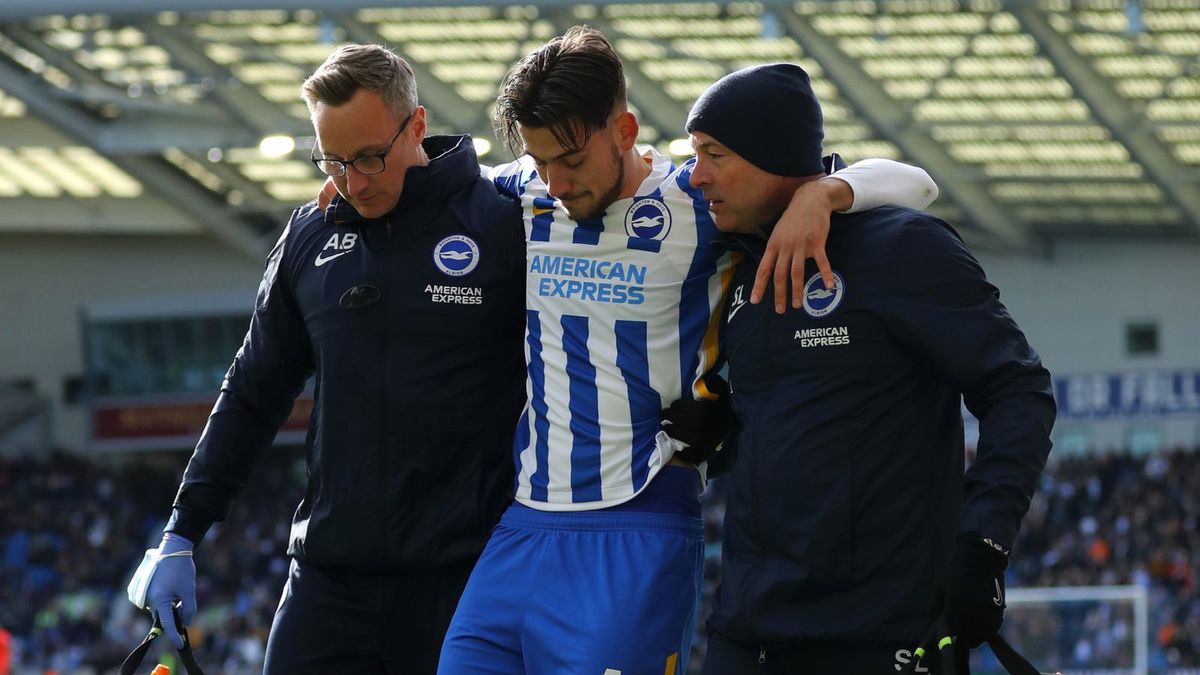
[263,557,475,675]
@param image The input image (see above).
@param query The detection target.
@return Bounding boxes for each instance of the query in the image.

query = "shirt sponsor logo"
[529,254,646,305]
[434,235,480,277]
[339,284,380,309]
[425,284,483,305]
[801,271,846,318]
[795,326,850,348]
[624,197,671,241]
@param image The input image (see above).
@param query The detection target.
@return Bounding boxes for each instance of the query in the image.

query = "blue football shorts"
[438,467,705,675]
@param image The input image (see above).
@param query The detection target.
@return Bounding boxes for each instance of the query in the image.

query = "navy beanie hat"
[685,63,824,177]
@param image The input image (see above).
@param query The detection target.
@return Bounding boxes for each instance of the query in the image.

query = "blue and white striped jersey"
[490,147,733,511]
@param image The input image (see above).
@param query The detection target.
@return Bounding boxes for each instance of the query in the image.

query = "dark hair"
[493,26,626,154]
[301,44,417,119]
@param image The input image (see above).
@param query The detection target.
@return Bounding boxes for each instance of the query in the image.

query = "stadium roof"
[1,0,1197,259]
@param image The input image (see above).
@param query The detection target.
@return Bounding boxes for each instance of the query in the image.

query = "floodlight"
[259,135,296,158]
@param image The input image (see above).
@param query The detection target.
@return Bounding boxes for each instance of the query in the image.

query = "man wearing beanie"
[678,64,1057,673]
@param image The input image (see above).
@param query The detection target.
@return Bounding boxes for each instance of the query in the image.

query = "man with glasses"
[125,44,529,674]
[309,107,416,217]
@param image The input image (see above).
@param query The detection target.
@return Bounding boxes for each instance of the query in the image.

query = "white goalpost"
[1004,585,1150,675]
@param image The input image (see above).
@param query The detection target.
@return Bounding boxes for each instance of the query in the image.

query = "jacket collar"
[716,229,768,259]
[324,134,479,227]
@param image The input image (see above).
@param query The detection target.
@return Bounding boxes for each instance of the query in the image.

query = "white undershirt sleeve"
[830,158,939,213]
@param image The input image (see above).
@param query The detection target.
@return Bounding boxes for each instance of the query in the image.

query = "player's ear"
[612,111,639,152]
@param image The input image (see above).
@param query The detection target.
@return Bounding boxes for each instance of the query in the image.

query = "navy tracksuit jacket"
[168,135,527,571]
[712,207,1056,647]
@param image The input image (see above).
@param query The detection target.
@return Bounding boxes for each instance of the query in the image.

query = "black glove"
[943,536,1009,649]
[661,377,731,465]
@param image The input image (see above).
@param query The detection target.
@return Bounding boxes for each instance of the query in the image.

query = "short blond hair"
[301,44,417,118]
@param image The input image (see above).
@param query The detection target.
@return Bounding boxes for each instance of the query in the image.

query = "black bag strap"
[119,603,205,675]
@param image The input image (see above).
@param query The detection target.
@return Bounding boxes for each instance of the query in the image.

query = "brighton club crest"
[433,235,480,277]
[624,198,671,241]
[801,271,846,318]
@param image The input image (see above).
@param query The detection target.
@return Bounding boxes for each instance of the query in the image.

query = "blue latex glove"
[145,532,196,649]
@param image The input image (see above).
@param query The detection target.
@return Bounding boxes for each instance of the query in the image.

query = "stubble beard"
[565,145,626,221]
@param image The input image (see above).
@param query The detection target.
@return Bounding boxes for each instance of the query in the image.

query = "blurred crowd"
[0,451,302,674]
[1,447,1197,674]
[1006,448,1200,671]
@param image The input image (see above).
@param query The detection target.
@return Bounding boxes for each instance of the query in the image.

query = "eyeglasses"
[310,110,414,178]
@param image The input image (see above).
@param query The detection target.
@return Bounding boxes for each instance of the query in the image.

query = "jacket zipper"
[724,239,770,371]
[380,217,393,562]
[725,242,771,553]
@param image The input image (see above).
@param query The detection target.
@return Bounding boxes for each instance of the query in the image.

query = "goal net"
[970,585,1149,675]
